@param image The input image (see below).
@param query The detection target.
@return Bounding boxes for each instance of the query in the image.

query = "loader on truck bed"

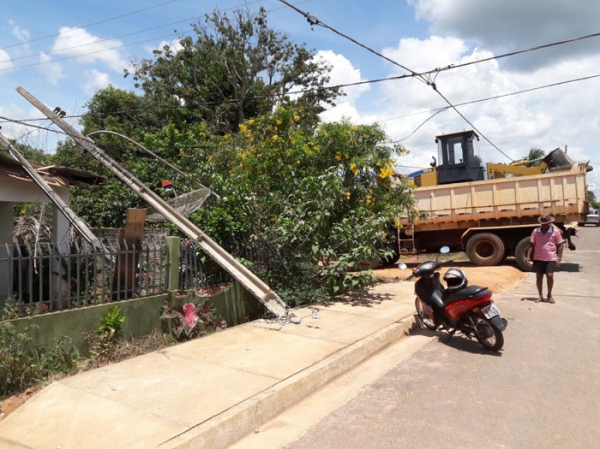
[392,130,593,271]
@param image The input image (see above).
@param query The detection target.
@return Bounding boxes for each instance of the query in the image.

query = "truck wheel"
[515,237,533,272]
[465,233,505,266]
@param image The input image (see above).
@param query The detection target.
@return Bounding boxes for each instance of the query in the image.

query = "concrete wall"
[10,281,264,354]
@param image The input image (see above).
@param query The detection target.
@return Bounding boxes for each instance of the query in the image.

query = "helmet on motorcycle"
[443,268,467,292]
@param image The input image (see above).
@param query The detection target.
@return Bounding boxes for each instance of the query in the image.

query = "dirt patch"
[0,387,41,421]
[373,263,527,294]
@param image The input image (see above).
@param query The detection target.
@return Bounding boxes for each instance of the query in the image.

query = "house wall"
[1,177,72,302]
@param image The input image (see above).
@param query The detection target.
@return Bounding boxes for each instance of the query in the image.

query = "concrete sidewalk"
[0,279,417,449]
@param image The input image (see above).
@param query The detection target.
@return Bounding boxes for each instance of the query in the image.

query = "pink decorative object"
[182,303,199,328]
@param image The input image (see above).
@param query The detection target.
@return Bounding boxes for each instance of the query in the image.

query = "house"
[0,151,105,303]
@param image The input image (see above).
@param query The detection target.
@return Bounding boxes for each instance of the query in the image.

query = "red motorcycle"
[399,247,507,352]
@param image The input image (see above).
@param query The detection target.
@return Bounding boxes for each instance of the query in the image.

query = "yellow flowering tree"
[202,107,414,305]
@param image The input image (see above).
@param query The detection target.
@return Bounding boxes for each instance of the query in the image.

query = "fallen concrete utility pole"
[0,132,103,251]
[17,86,288,318]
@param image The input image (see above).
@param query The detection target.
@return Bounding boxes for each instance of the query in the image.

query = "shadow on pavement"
[336,290,394,307]
[411,327,503,356]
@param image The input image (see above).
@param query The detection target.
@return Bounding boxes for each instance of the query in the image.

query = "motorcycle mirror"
[397,263,408,270]
[440,246,450,254]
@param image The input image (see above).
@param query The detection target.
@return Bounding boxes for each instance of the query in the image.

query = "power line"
[5,18,197,66]
[0,0,183,51]
[277,0,509,160]
[0,30,189,74]
[390,72,600,144]
[3,71,600,130]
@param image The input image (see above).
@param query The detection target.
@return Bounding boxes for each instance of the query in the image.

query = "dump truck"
[391,130,592,271]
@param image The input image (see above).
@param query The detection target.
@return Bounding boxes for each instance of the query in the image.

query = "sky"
[1,0,600,197]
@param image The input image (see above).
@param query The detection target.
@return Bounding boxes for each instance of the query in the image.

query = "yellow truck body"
[404,162,588,230]
[395,161,590,270]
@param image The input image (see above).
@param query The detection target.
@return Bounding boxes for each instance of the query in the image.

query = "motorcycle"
[398,247,507,352]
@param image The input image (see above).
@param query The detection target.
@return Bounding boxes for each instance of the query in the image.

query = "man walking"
[525,214,564,303]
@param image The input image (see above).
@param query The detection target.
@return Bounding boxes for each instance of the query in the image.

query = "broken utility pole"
[16,86,288,319]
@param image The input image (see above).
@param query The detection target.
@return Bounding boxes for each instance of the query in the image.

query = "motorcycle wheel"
[473,316,504,352]
[415,297,437,330]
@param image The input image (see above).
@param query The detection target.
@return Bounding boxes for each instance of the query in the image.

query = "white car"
[580,208,600,227]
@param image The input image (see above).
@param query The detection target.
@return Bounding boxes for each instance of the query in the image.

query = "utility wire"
[0,0,183,51]
[0,30,189,74]
[278,0,538,161]
[5,18,197,65]
[3,71,600,130]
[277,0,427,84]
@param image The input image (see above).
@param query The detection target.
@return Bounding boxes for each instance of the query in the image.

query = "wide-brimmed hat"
[538,214,555,224]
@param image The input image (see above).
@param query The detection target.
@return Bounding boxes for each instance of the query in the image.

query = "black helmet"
[443,268,467,292]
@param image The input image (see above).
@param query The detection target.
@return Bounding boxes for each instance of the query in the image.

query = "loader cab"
[435,130,484,185]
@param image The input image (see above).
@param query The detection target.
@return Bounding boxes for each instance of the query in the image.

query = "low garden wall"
[10,281,265,354]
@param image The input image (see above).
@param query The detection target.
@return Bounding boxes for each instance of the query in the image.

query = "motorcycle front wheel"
[415,297,437,330]
[473,316,504,352]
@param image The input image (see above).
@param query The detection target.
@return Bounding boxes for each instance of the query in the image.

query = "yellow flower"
[276,119,282,125]
[335,152,342,162]
[248,119,255,125]
[345,192,351,200]
[350,163,357,171]
[272,135,279,141]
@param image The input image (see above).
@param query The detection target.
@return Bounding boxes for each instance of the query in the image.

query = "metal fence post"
[166,236,180,291]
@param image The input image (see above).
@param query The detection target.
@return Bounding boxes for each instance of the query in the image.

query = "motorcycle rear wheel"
[473,316,504,352]
[415,297,437,330]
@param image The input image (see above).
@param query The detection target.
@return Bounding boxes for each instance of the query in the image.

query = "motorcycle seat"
[444,285,490,303]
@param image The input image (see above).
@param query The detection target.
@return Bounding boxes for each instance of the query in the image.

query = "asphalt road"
[234,226,600,449]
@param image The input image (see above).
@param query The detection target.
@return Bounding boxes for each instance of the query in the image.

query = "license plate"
[482,303,501,319]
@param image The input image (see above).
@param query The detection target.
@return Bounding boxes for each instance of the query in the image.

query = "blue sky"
[1,0,600,196]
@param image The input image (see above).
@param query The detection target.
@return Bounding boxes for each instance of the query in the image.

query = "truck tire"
[465,232,505,266]
[515,237,533,272]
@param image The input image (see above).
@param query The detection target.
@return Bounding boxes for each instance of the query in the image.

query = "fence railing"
[0,237,233,317]
[1,237,169,316]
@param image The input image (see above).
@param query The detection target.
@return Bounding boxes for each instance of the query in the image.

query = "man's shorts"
[532,260,557,275]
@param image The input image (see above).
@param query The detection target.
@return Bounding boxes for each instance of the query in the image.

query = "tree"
[525,148,545,166]
[588,190,600,209]
[189,108,412,305]
[125,7,341,134]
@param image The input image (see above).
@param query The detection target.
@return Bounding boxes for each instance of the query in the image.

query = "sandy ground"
[373,263,527,295]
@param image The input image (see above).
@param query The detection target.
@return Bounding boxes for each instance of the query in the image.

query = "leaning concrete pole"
[17,86,288,319]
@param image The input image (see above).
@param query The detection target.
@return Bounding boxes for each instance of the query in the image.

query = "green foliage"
[44,7,416,309]
[588,190,600,209]
[0,302,79,398]
[524,148,546,166]
[125,7,339,134]
[98,306,126,341]
[37,336,80,374]
[0,321,40,397]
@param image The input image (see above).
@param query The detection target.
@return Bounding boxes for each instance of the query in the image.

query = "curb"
[161,315,418,449]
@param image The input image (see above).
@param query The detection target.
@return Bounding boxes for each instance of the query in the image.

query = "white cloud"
[51,27,129,73]
[315,50,369,123]
[82,69,111,95]
[325,30,600,181]
[37,53,65,85]
[0,49,14,73]
[148,38,183,54]
[9,20,30,46]
[409,0,600,72]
